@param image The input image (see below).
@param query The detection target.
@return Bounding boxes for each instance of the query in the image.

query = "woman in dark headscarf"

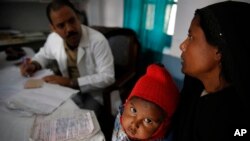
[173,1,250,141]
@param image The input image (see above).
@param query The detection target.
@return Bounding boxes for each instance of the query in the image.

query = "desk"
[0,49,105,141]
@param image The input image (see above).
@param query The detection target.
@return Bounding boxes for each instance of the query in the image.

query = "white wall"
[86,0,123,27]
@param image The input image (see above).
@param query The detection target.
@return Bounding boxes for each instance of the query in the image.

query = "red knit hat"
[125,63,179,139]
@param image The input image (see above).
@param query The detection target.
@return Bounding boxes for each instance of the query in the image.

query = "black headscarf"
[195,1,250,109]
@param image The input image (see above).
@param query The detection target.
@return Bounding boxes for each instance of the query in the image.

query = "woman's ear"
[215,49,222,61]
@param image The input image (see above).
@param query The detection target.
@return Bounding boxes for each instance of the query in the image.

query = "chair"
[91,26,140,139]
[92,26,140,108]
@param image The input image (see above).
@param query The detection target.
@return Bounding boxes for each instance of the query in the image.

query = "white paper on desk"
[6,83,79,115]
[0,67,53,101]
[0,67,53,90]
[31,110,95,141]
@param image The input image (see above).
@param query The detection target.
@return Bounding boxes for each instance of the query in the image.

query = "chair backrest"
[91,26,140,80]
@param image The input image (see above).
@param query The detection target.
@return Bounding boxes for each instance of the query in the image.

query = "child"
[112,63,179,141]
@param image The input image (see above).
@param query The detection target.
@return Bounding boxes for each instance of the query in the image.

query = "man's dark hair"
[46,0,80,24]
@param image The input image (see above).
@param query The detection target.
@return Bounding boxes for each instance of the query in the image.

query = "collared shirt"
[112,106,130,141]
[64,42,79,80]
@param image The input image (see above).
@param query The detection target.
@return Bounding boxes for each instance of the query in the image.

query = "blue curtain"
[124,0,174,61]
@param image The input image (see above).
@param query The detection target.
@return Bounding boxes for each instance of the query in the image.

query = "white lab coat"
[33,25,115,104]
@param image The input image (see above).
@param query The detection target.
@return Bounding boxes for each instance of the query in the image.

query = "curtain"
[123,0,175,61]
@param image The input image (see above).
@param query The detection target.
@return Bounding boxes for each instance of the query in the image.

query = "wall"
[0,2,49,32]
[86,0,123,27]
[0,0,123,31]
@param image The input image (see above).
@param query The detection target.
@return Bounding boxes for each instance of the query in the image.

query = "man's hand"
[43,75,71,87]
[20,61,37,77]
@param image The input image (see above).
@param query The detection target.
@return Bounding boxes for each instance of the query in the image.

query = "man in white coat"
[20,0,115,117]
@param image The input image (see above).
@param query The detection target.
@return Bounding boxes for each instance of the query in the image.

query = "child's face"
[121,97,164,140]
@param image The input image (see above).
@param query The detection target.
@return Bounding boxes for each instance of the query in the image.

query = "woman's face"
[179,16,221,80]
[121,97,163,140]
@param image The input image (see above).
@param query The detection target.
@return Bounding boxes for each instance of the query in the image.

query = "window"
[164,3,177,35]
[145,4,155,30]
[124,0,178,59]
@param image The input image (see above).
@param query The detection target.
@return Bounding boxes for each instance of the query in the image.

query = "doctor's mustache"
[66,31,79,38]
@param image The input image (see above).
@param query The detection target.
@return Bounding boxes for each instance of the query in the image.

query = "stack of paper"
[2,68,79,115]
[30,110,98,141]
[6,83,79,115]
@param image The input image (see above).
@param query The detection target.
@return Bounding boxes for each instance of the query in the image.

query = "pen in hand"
[22,57,31,77]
